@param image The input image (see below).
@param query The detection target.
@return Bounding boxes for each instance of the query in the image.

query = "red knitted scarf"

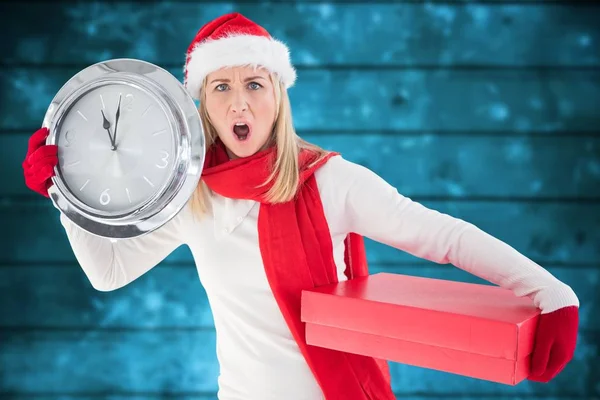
[201,141,394,399]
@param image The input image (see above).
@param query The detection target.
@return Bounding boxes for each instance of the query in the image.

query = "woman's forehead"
[208,65,270,80]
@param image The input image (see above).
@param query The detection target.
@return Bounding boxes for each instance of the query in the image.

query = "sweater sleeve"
[319,156,579,314]
[58,201,190,292]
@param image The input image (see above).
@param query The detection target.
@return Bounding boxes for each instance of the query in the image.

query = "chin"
[225,140,263,159]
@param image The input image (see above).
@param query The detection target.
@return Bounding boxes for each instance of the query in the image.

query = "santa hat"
[183,12,297,99]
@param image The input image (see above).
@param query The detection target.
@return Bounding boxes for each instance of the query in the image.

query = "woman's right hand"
[22,127,58,198]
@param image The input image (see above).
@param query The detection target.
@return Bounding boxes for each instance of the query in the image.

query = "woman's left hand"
[528,305,579,383]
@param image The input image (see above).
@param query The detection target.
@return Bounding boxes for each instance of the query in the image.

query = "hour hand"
[101,110,116,150]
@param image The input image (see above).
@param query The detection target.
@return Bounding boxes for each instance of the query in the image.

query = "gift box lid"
[301,273,541,361]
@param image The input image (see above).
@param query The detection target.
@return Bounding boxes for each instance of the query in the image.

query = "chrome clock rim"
[43,58,205,239]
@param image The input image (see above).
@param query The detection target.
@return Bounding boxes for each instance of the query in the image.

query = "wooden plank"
[2,201,598,265]
[1,3,599,67]
[0,264,595,330]
[0,330,219,393]
[0,329,594,396]
[0,397,591,400]
[2,132,599,198]
[1,67,599,132]
[0,396,217,400]
[0,263,214,329]
[0,396,596,400]
[0,397,590,400]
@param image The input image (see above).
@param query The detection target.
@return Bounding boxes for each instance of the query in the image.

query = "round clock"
[42,58,205,239]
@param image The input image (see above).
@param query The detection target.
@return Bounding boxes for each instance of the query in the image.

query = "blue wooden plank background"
[1,1,599,399]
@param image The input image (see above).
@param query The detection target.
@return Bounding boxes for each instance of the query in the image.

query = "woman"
[23,12,579,400]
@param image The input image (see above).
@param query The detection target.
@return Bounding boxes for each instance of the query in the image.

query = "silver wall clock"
[43,58,204,239]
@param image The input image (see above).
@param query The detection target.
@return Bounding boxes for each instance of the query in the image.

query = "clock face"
[55,82,176,214]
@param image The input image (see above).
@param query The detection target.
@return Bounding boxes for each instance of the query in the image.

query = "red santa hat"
[184,12,297,99]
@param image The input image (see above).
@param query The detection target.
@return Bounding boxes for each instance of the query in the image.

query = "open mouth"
[232,121,251,141]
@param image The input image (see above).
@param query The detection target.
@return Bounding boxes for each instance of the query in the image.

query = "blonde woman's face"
[204,66,277,159]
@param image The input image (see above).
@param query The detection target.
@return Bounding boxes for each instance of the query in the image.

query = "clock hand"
[100,109,117,151]
[114,94,121,147]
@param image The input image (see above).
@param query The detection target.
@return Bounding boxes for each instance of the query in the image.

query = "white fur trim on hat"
[184,34,297,99]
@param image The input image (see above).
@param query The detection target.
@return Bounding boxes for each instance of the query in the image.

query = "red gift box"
[300,272,541,385]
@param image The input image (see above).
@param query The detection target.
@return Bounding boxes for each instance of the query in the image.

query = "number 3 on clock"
[156,150,169,169]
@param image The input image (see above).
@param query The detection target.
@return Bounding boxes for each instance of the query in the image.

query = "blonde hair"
[189,70,329,218]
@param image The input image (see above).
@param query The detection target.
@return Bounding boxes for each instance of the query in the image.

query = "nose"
[230,90,248,114]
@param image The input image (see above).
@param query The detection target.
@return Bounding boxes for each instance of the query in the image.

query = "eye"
[215,83,229,92]
[248,82,262,90]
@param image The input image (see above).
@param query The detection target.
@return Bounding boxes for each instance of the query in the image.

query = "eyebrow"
[210,76,267,84]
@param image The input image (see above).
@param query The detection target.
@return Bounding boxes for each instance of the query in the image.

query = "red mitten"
[528,305,579,383]
[22,127,58,198]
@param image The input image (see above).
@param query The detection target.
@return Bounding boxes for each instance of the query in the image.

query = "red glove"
[22,127,58,198]
[528,305,579,383]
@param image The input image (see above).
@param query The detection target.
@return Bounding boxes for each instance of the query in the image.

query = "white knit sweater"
[59,155,579,400]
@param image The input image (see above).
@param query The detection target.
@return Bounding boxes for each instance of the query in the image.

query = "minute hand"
[113,95,122,147]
